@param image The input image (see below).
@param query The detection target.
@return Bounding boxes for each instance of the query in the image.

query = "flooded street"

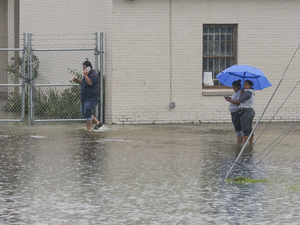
[0,123,300,225]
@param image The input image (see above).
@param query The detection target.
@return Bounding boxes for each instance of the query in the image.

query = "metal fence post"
[100,32,104,123]
[95,32,99,75]
[95,32,100,122]
[95,32,104,124]
[21,33,27,122]
[27,33,33,125]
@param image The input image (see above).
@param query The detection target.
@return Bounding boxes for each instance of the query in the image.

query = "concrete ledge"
[202,89,233,96]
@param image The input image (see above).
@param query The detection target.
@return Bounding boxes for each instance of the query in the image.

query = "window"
[203,24,237,88]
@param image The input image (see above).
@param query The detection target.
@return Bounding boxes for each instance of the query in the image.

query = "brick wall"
[111,0,300,124]
[20,0,300,124]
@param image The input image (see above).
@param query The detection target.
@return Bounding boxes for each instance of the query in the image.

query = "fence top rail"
[34,119,86,122]
[34,84,80,87]
[0,84,24,87]
[0,48,24,52]
[32,48,95,52]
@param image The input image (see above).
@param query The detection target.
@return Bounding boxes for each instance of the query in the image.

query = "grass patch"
[226,176,268,184]
[288,185,300,192]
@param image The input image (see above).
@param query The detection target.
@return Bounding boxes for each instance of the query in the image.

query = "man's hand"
[72,76,80,84]
[82,69,93,86]
[224,96,231,102]
[83,68,89,77]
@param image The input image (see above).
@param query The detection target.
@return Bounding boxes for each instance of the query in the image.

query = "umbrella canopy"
[216,65,272,90]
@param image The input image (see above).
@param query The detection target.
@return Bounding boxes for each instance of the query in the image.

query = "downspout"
[168,0,175,110]
[14,0,19,49]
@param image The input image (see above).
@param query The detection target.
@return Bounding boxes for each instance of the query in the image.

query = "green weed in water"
[288,185,299,192]
[226,176,268,184]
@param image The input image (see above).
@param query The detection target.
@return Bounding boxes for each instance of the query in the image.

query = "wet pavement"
[0,123,300,225]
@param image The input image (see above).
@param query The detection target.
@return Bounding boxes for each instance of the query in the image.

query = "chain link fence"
[0,32,104,124]
[30,33,103,123]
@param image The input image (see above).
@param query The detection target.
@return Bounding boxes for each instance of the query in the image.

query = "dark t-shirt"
[80,69,99,101]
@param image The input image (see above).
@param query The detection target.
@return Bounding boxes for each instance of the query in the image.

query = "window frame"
[202,24,238,89]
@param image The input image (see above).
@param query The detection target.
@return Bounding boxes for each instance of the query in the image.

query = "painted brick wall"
[111,0,300,124]
[19,0,300,124]
[112,0,171,124]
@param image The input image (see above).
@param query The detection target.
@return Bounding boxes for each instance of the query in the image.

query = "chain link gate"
[0,32,104,125]
[26,32,105,124]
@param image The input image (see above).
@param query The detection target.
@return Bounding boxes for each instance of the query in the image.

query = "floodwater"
[0,123,300,225]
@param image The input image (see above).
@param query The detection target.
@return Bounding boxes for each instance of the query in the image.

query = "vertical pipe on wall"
[168,0,175,110]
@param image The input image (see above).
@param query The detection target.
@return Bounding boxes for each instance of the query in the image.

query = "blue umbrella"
[216,65,272,90]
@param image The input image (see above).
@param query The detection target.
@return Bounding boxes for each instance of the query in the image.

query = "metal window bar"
[203,24,237,87]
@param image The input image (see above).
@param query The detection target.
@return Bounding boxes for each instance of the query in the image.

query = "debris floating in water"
[226,176,268,184]
[96,138,130,143]
[0,135,9,138]
[30,135,46,139]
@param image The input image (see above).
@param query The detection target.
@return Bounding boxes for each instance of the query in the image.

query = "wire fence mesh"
[0,84,24,120]
[0,49,25,121]
[33,84,81,121]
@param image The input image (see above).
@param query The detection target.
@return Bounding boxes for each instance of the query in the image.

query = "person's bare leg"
[241,136,248,145]
[249,133,254,145]
[92,115,102,127]
[237,136,242,145]
[92,115,98,124]
[242,136,254,146]
[86,120,93,132]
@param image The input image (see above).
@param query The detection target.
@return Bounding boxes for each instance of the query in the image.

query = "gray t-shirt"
[229,90,241,113]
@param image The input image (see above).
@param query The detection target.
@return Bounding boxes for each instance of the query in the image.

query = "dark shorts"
[239,108,255,136]
[81,100,97,120]
[231,111,242,136]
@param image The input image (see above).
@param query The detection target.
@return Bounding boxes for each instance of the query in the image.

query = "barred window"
[203,24,237,88]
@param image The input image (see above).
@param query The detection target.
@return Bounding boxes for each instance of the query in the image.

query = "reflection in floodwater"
[0,123,300,225]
